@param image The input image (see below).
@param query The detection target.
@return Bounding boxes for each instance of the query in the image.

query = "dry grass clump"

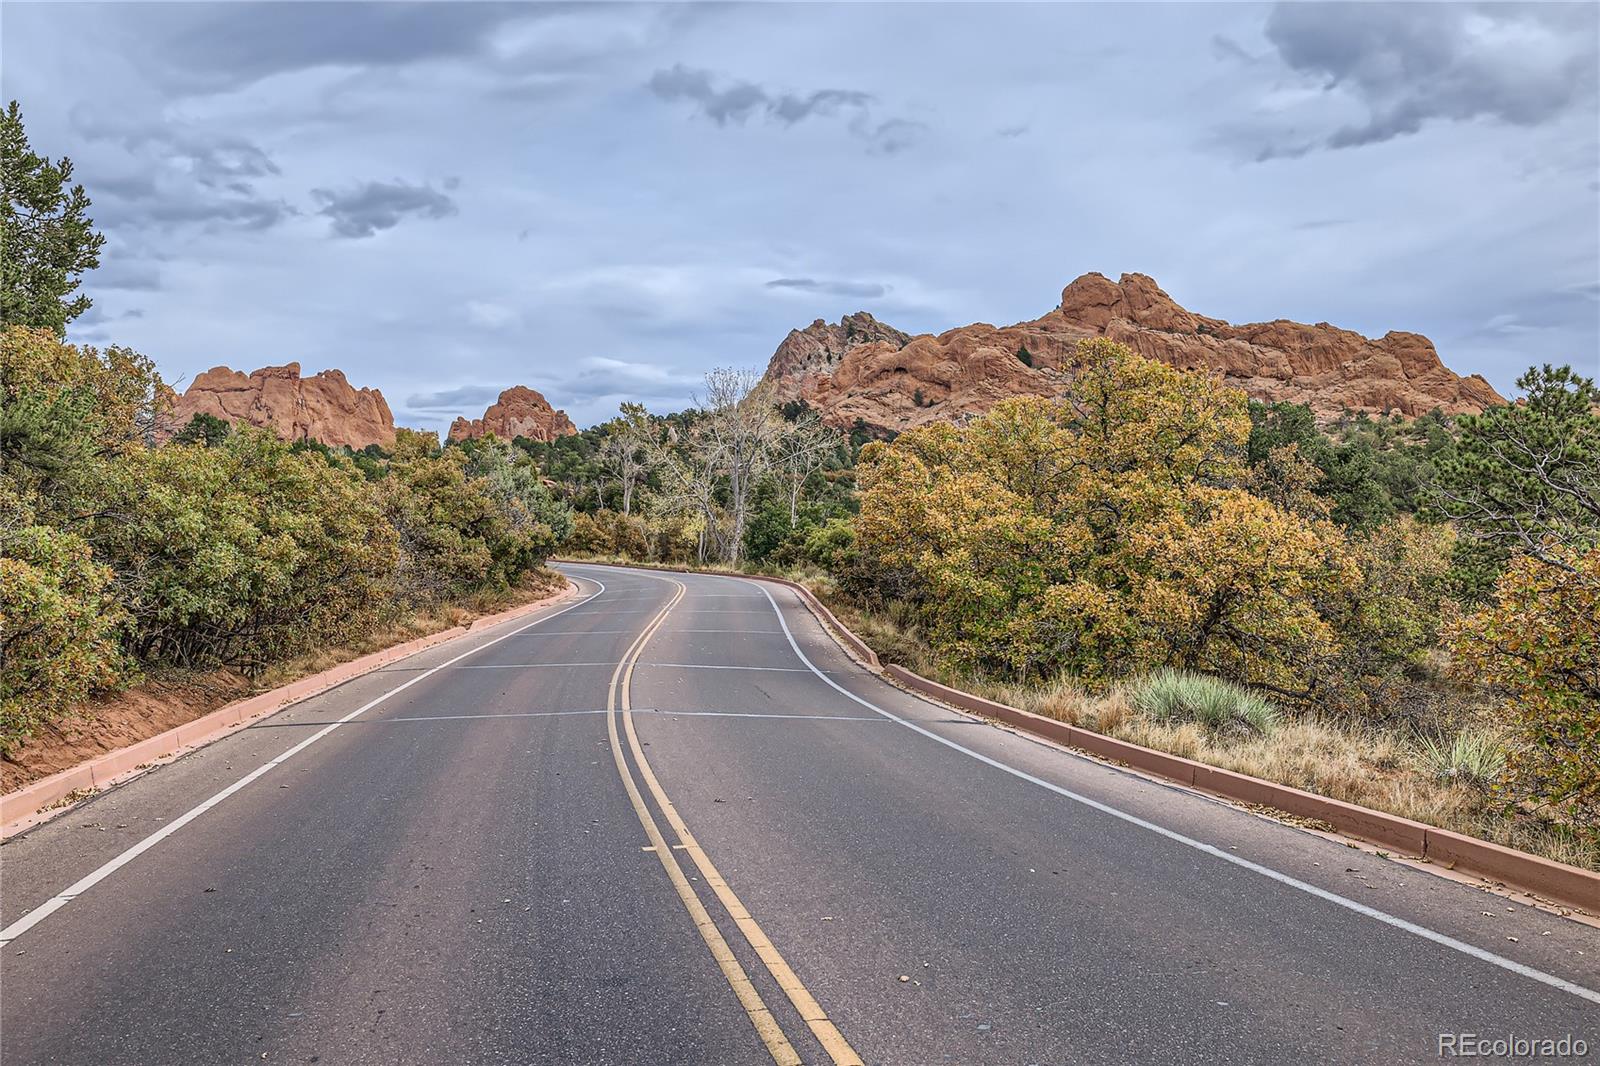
[820,595,941,677]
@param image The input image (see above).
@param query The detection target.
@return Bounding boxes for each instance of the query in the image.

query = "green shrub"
[94,429,398,672]
[804,518,856,571]
[0,521,129,750]
[1131,669,1278,735]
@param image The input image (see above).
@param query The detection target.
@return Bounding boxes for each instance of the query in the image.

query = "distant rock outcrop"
[167,362,396,449]
[447,385,577,443]
[767,312,912,389]
[763,272,1504,435]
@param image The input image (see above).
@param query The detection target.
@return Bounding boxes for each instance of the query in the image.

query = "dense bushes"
[843,339,1599,846]
[0,522,127,742]
[0,327,571,751]
[854,339,1362,690]
[1450,544,1600,831]
[568,508,697,563]
[1433,366,1600,832]
[93,430,399,670]
[383,430,568,602]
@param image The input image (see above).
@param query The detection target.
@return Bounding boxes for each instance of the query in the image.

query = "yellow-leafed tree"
[856,339,1359,693]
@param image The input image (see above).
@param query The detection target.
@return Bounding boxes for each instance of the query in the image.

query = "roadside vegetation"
[0,103,570,763]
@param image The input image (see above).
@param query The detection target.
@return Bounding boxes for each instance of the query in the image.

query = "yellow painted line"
[606,585,802,1066]
[620,580,865,1066]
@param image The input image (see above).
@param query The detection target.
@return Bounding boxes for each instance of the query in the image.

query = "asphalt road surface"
[3,562,1597,1065]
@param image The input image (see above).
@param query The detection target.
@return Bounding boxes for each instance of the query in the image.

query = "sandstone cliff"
[447,385,577,443]
[167,362,396,449]
[764,272,1505,434]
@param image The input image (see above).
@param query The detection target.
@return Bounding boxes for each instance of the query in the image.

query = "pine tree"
[2,101,106,335]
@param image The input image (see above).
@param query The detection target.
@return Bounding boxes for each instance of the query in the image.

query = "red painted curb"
[1,583,577,835]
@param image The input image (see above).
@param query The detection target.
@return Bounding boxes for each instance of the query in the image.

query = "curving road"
[2,563,1596,1065]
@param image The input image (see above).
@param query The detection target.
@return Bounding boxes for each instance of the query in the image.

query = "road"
[2,562,1596,1065]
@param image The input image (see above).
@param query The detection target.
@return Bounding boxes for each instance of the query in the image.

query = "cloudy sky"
[4,2,1597,432]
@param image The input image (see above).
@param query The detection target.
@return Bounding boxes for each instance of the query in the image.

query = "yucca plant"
[1131,669,1279,736]
[1419,731,1507,790]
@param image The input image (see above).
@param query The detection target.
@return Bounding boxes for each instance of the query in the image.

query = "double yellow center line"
[605,578,863,1066]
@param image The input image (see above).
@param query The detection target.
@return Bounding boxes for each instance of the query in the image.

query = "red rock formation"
[764,272,1505,435]
[767,312,911,387]
[167,362,396,449]
[447,385,577,443]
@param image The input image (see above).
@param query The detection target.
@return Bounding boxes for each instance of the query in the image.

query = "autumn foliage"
[847,340,1600,846]
[1450,546,1600,831]
[855,339,1361,694]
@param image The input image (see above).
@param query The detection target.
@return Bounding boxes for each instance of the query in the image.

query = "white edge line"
[0,577,606,946]
[750,580,1600,1007]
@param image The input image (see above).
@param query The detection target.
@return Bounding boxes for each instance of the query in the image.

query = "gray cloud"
[76,118,295,233]
[130,130,280,189]
[648,63,924,151]
[147,197,295,232]
[865,118,925,155]
[312,180,458,239]
[144,2,531,90]
[766,277,890,300]
[649,64,873,127]
[405,384,506,411]
[1259,2,1599,152]
[91,259,163,292]
[3,1,1590,436]
[1210,34,1257,66]
[557,357,702,402]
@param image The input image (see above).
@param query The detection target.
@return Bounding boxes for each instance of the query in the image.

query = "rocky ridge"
[167,362,396,449]
[763,272,1505,434]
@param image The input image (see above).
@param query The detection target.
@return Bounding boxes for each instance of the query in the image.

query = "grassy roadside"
[0,568,570,794]
[814,591,1597,873]
[563,553,1596,873]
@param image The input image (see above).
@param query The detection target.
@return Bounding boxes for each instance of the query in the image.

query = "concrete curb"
[1,582,578,837]
[561,558,1597,912]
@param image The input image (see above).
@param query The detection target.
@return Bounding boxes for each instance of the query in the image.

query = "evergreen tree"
[1,101,105,335]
